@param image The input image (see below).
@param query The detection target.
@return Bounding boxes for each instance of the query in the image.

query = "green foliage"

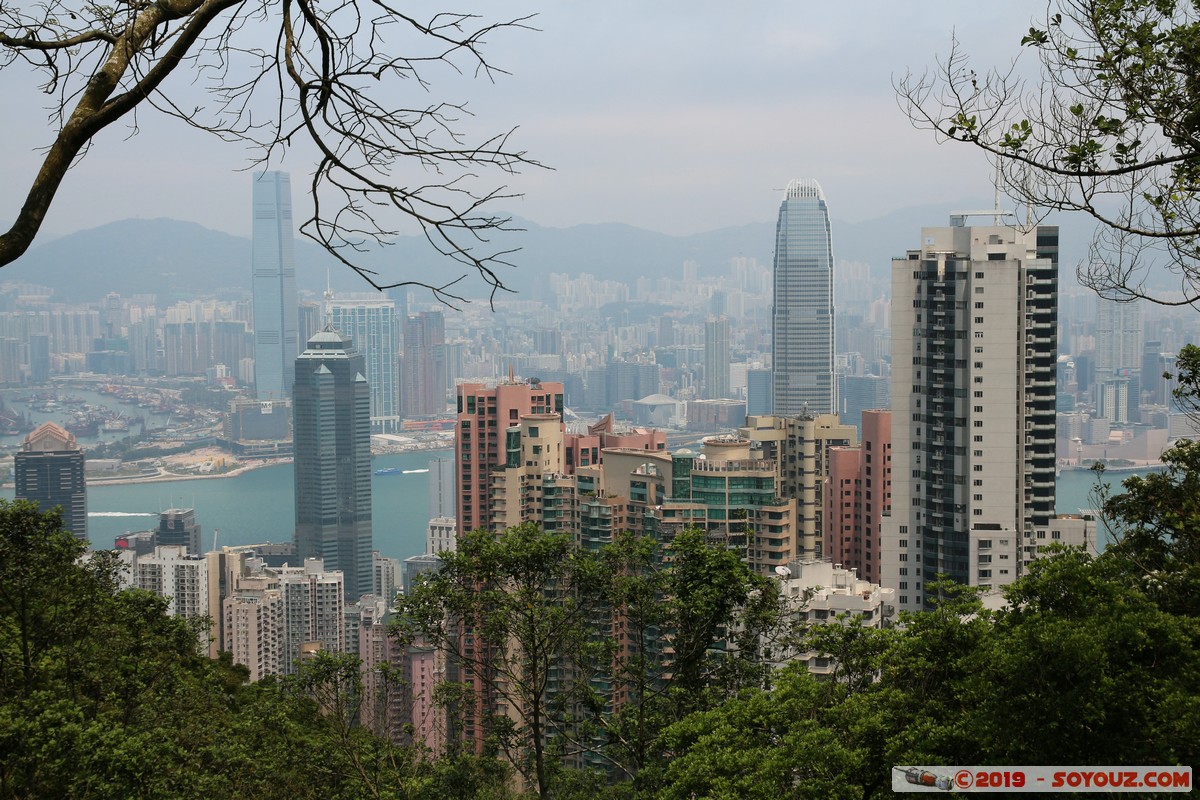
[654,547,1200,799]
[0,498,516,800]
[900,0,1200,305]
[6,499,1198,799]
[395,523,603,798]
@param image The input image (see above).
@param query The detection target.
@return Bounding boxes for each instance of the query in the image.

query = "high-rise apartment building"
[740,413,857,559]
[703,316,731,399]
[252,171,300,400]
[402,311,447,418]
[824,409,891,583]
[1095,297,1143,378]
[293,326,373,598]
[772,179,835,415]
[223,575,286,682]
[129,544,210,621]
[16,422,87,540]
[881,215,1064,611]
[277,558,346,674]
[455,378,565,535]
[330,298,400,432]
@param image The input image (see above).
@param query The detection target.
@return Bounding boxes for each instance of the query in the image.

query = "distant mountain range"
[1,201,1103,304]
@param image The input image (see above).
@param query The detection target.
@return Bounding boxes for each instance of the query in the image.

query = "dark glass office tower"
[16,422,87,540]
[252,171,300,400]
[293,326,372,598]
[772,179,835,415]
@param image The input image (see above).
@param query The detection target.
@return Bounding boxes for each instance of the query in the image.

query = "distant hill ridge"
[1,201,1100,303]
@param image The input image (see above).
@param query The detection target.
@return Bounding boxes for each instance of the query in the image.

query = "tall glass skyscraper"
[772,179,835,416]
[330,298,399,432]
[293,327,373,599]
[252,171,300,400]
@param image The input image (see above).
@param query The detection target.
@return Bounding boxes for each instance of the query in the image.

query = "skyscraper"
[402,311,447,417]
[252,171,300,400]
[330,298,400,432]
[15,422,87,540]
[293,326,372,598]
[703,316,731,399]
[881,215,1072,611]
[772,179,835,416]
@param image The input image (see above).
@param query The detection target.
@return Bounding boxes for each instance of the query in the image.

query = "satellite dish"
[774,566,792,578]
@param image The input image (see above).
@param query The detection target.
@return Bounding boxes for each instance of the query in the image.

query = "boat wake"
[89,511,156,518]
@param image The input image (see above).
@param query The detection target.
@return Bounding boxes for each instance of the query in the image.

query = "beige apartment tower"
[881,215,1064,611]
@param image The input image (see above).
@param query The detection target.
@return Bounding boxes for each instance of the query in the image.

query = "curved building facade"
[772,179,835,416]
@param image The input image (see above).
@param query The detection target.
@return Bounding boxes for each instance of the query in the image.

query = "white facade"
[774,559,896,676]
[1095,297,1143,377]
[881,218,1060,612]
[277,558,346,674]
[130,544,210,621]
[372,550,401,604]
[427,516,457,555]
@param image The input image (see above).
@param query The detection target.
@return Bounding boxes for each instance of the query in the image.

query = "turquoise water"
[0,456,1161,560]
[1,450,446,561]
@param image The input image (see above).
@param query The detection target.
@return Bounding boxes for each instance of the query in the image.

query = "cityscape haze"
[1,0,1198,791]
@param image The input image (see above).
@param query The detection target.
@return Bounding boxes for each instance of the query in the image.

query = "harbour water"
[1,450,447,562]
[0,449,1162,561]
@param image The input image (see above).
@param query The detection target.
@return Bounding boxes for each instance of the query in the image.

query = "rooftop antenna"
[993,161,1003,226]
[323,270,334,323]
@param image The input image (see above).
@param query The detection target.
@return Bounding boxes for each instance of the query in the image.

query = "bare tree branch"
[0,0,543,302]
[897,1,1200,305]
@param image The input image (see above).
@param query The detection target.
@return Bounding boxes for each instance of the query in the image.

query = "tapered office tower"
[293,326,373,598]
[252,171,300,400]
[881,214,1066,612]
[772,179,835,415]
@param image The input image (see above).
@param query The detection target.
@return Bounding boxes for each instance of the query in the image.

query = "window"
[975,271,984,278]
[974,479,983,486]
[974,362,984,369]
[973,464,983,472]
[973,420,984,427]
[973,494,983,501]
[900,567,909,575]
[974,346,984,353]
[974,390,984,398]
[974,435,983,442]
[979,539,992,549]
[974,405,983,412]
[973,508,983,516]
[974,316,984,323]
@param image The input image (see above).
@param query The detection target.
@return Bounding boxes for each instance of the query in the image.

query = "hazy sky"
[0,1,1050,240]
